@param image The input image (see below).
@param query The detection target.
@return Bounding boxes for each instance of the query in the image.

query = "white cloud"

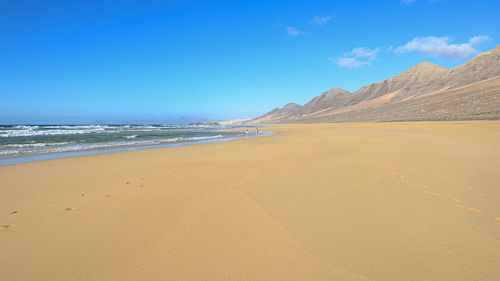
[349,47,379,60]
[312,15,334,25]
[286,26,303,37]
[336,58,370,68]
[395,35,492,59]
[331,47,380,68]
[468,35,490,46]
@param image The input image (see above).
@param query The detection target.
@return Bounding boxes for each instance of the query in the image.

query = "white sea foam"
[0,124,186,137]
[0,134,228,156]
[184,135,223,141]
[0,127,107,137]
[0,142,69,148]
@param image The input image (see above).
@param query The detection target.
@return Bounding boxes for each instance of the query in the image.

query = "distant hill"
[249,45,500,123]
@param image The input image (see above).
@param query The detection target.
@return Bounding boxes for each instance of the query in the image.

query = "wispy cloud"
[336,58,370,68]
[330,47,380,68]
[312,15,334,25]
[395,35,491,59]
[469,35,490,46]
[286,26,303,37]
[349,47,379,60]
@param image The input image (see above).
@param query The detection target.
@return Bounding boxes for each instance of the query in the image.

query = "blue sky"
[1,0,499,124]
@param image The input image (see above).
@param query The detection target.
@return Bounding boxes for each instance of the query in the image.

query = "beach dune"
[1,122,499,281]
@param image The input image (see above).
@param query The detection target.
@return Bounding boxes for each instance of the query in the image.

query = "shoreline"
[0,130,273,166]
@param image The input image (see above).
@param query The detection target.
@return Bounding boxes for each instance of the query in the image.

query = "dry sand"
[1,122,499,281]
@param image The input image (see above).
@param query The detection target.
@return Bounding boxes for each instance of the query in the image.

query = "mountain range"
[249,45,500,123]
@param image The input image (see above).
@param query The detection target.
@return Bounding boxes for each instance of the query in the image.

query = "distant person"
[256,128,259,135]
[246,129,249,136]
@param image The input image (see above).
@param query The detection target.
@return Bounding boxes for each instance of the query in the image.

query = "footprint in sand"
[467,186,486,196]
[436,175,459,185]
[425,191,440,196]
[455,204,481,213]
[65,207,76,211]
[126,182,130,185]
[81,193,86,196]
[2,224,15,229]
[9,211,17,215]
[396,175,409,184]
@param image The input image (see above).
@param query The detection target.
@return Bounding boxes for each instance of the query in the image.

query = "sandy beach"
[1,122,499,281]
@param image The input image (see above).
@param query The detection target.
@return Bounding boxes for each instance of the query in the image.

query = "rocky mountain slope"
[250,45,500,123]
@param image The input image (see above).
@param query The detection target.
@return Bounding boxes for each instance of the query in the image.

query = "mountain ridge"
[249,44,500,124]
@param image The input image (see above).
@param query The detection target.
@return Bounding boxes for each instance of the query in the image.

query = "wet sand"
[1,122,499,280]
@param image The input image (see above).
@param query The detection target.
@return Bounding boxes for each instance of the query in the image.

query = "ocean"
[0,124,251,159]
